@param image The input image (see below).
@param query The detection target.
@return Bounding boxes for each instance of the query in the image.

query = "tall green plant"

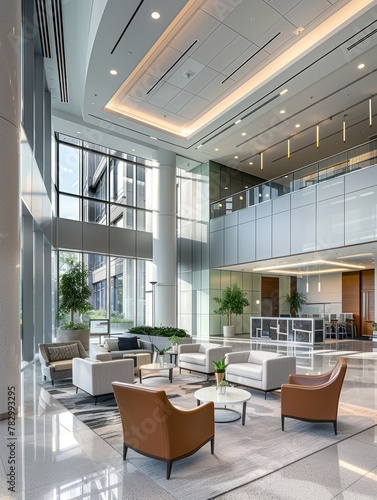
[56,257,92,329]
[213,284,250,326]
[286,291,307,316]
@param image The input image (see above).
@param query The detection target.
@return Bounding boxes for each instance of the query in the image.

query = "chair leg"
[94,396,97,405]
[210,437,214,454]
[333,421,337,435]
[264,391,267,400]
[179,367,181,374]
[51,380,54,386]
[281,415,285,431]
[166,460,173,480]
[123,443,128,460]
[76,387,78,394]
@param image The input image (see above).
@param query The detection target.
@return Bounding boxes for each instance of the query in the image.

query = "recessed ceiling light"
[295,123,300,128]
[150,136,157,140]
[197,144,203,149]
[235,119,242,124]
[224,187,228,190]
[215,148,219,151]
[76,131,81,134]
[234,156,238,159]
[241,132,246,136]
[151,12,160,19]
[280,109,286,114]
[249,162,253,165]
[358,63,365,69]
[131,148,135,152]
[110,69,118,75]
[280,89,288,95]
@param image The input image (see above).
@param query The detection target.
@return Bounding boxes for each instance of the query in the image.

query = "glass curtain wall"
[55,135,155,334]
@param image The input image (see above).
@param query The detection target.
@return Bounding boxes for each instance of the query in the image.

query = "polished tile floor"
[1,339,376,499]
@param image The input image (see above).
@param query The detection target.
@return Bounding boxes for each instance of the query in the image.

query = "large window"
[57,251,153,334]
[56,134,154,230]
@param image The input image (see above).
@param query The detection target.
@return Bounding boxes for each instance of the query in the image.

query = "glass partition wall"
[211,139,377,218]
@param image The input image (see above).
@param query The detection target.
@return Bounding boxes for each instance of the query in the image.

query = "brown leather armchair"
[112,382,215,479]
[281,357,347,435]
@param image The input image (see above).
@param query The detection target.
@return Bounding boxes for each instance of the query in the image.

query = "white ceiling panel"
[207,34,252,73]
[148,82,181,108]
[166,58,206,89]
[191,24,238,65]
[223,0,282,42]
[169,9,220,53]
[198,72,237,101]
[223,48,269,83]
[268,0,302,17]
[254,17,296,55]
[147,46,182,81]
[184,65,219,94]
[201,0,242,22]
[178,95,211,120]
[164,89,195,114]
[285,0,332,28]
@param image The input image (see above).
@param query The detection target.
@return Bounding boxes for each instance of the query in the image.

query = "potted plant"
[285,291,307,317]
[217,380,229,395]
[212,357,228,386]
[56,257,92,350]
[213,283,250,337]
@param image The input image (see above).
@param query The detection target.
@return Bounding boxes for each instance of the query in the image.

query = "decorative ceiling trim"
[104,0,375,139]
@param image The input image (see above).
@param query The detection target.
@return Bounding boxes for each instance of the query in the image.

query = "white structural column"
[153,149,177,327]
[0,0,21,419]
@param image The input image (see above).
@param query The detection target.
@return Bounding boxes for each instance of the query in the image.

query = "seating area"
[36,339,351,482]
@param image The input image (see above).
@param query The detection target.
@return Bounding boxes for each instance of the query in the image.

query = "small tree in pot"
[56,256,92,350]
[213,283,250,337]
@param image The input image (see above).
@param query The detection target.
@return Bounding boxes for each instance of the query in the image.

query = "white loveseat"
[72,357,134,403]
[225,351,296,398]
[91,336,152,361]
[178,343,233,378]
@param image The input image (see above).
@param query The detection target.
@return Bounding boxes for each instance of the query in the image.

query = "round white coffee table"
[139,362,175,384]
[194,386,251,425]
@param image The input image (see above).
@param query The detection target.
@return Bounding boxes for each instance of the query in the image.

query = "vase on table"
[215,372,224,387]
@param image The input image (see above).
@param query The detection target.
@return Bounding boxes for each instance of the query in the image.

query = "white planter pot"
[56,328,90,351]
[223,325,235,338]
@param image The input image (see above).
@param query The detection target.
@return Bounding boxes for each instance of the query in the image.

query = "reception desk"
[250,317,325,345]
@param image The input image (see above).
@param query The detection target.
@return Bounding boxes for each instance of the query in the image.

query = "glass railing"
[210,139,377,219]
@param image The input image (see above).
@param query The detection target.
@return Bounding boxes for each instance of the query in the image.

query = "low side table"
[139,362,175,384]
[194,386,251,425]
[123,352,151,375]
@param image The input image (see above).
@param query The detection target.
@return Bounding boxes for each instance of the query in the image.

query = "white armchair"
[72,358,134,404]
[225,351,296,398]
[178,343,232,379]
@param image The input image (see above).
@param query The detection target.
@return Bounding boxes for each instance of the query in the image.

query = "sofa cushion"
[118,336,139,351]
[179,352,206,366]
[47,344,79,362]
[104,339,119,351]
[49,360,73,371]
[227,362,263,381]
[247,351,281,365]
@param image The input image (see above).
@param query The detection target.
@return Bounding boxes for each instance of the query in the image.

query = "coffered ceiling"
[41,0,377,180]
[38,0,377,274]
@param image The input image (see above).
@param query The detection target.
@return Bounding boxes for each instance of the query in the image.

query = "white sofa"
[178,343,233,379]
[225,351,296,398]
[91,336,152,361]
[72,357,134,403]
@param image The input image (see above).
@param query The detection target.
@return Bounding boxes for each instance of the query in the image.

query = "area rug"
[41,372,377,500]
